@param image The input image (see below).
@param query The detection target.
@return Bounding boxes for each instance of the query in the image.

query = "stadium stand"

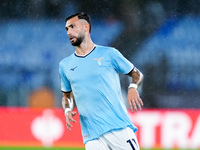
[132,15,200,108]
[0,19,123,106]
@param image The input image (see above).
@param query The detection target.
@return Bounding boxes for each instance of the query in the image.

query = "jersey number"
[127,139,138,150]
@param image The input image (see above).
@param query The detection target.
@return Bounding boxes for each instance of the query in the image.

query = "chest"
[65,55,113,84]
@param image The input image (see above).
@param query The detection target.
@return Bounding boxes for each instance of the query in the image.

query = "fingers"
[66,121,73,131]
[71,111,77,117]
[138,97,144,106]
[128,88,144,112]
[66,111,77,131]
[128,96,143,112]
[129,100,138,112]
[135,97,143,111]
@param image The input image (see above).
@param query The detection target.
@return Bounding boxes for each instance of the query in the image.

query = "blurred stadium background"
[0,0,200,149]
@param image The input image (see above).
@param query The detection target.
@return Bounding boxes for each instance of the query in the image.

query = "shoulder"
[96,45,115,50]
[95,45,117,54]
[59,53,74,67]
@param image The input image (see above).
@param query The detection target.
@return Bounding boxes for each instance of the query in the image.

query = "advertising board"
[0,107,199,149]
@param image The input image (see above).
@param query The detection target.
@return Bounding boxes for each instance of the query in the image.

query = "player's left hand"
[127,88,143,112]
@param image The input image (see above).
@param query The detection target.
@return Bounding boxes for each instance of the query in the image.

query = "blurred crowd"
[1,0,200,108]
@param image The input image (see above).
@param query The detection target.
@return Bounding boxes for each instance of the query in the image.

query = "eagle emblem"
[93,57,104,66]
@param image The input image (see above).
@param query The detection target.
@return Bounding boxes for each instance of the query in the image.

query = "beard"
[70,33,85,46]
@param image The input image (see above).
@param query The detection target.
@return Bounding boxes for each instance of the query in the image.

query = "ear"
[84,23,90,32]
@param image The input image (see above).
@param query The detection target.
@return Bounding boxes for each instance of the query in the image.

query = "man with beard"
[59,12,144,150]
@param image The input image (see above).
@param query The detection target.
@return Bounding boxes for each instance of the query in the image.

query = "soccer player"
[59,12,144,150]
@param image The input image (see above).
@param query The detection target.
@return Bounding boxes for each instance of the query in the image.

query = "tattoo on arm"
[62,92,73,111]
[128,69,140,84]
[128,68,144,89]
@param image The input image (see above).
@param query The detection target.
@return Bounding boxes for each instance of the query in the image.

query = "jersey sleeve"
[59,63,72,92]
[111,48,134,74]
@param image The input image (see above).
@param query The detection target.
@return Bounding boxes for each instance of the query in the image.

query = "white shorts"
[85,127,140,150]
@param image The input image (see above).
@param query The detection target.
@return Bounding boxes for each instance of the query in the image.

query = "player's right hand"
[66,111,77,131]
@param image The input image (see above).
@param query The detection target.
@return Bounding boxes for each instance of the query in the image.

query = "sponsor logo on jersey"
[70,66,77,71]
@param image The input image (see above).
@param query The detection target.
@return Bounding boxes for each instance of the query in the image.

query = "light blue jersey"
[59,45,138,144]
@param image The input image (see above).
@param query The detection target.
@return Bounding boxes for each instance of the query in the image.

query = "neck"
[75,38,95,56]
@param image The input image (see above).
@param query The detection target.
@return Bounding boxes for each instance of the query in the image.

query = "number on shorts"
[127,139,138,150]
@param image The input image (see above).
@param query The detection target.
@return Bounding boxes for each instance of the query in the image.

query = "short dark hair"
[65,12,91,33]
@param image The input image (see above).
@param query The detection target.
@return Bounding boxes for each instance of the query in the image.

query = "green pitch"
[0,147,196,150]
[0,147,85,150]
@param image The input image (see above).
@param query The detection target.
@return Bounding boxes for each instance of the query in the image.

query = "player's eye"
[71,24,75,28]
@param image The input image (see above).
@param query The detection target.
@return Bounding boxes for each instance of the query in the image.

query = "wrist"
[128,83,138,89]
[64,108,71,116]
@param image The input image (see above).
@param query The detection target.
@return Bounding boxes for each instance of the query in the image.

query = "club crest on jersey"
[93,57,104,66]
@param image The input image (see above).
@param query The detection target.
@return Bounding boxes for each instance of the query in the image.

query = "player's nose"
[67,29,72,36]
